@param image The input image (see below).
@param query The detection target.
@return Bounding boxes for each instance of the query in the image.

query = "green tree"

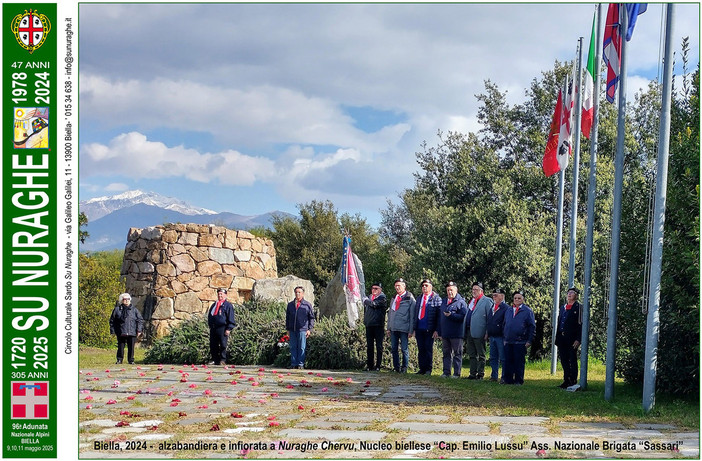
[79,250,125,348]
[270,200,399,300]
[79,211,89,243]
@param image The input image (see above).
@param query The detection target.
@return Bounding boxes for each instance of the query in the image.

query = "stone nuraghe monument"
[120,223,277,340]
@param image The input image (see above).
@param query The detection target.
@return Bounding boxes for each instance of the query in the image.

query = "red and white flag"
[542,85,563,177]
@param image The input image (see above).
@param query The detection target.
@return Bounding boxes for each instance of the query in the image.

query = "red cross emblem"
[11,382,50,419]
[11,9,51,54]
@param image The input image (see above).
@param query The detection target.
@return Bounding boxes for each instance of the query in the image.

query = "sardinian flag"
[341,235,365,329]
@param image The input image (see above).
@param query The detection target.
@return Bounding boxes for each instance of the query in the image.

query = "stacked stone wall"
[120,223,277,340]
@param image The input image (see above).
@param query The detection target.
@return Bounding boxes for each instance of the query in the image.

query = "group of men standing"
[363,279,582,387]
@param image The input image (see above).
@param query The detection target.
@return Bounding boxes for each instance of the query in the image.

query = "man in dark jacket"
[109,293,144,365]
[386,278,416,373]
[555,287,582,388]
[437,281,468,378]
[208,288,237,365]
[286,286,315,369]
[487,288,509,382]
[414,279,442,375]
[363,282,387,371]
[503,290,536,385]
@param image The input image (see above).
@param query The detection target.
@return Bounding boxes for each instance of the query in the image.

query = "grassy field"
[79,345,699,430]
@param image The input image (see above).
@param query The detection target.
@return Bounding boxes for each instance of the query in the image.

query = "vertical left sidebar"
[3,3,58,458]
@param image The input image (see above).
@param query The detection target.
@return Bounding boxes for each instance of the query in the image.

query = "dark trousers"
[559,345,579,385]
[209,326,229,363]
[465,336,487,377]
[117,335,137,363]
[504,343,527,384]
[441,337,463,376]
[415,329,434,373]
[365,325,384,369]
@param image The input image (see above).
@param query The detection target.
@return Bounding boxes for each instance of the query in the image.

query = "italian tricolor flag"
[581,12,596,139]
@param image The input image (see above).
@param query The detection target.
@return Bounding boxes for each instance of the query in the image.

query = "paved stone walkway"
[78,365,698,459]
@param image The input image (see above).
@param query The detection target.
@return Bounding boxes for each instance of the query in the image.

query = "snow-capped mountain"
[81,190,218,221]
[78,190,293,252]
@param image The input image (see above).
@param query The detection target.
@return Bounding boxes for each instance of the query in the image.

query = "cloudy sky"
[79,3,700,228]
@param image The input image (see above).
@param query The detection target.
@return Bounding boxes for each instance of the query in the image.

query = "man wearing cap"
[555,287,582,388]
[438,281,468,378]
[503,290,536,385]
[208,288,237,365]
[487,288,509,382]
[363,282,388,371]
[465,282,493,379]
[286,286,315,369]
[414,279,442,375]
[386,278,416,373]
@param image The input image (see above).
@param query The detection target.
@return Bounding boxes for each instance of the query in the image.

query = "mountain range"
[79,190,292,252]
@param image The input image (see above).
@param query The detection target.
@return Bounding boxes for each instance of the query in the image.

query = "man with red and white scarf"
[555,287,582,388]
[208,288,237,365]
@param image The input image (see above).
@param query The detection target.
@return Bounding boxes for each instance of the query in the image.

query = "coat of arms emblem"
[11,9,51,54]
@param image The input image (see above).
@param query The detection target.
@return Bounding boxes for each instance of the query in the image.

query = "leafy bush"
[79,251,126,348]
[145,299,287,364]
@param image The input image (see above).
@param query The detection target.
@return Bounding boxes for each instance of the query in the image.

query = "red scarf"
[565,303,573,311]
[394,293,405,311]
[213,300,224,316]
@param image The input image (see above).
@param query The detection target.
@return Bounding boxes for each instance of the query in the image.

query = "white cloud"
[104,182,129,192]
[81,132,277,186]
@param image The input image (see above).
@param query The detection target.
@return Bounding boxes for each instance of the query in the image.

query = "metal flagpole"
[568,37,584,289]
[605,4,628,402]
[643,3,675,413]
[580,3,603,390]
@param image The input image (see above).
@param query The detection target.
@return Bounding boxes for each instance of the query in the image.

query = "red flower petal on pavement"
[252,382,260,387]
[321,388,328,392]
[230,412,243,418]
[210,424,220,431]
[106,399,117,404]
[120,410,131,415]
[230,381,238,385]
[267,415,277,420]
[116,421,130,427]
[84,396,93,401]
[258,367,265,372]
[268,421,280,427]
[204,389,212,395]
[258,399,267,404]
[148,426,158,431]
[206,376,213,381]
[85,404,93,409]
[346,377,353,382]
[171,398,181,402]
[269,393,279,397]
[310,408,316,413]
[188,384,197,388]
[167,391,174,396]
[198,405,208,409]
[178,412,187,417]
[297,405,304,410]
[285,385,294,389]
[169,402,179,407]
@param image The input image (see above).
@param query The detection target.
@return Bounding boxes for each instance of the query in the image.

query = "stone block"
[198,234,220,247]
[235,277,256,291]
[197,260,221,277]
[174,292,202,313]
[171,254,195,273]
[171,223,186,232]
[210,248,235,264]
[146,249,162,264]
[130,249,147,262]
[224,230,238,249]
[210,225,226,235]
[188,246,209,262]
[127,227,140,241]
[167,243,187,256]
[152,298,174,320]
[238,230,255,239]
[198,288,217,302]
[177,232,198,246]
[141,226,164,240]
[130,281,153,297]
[137,262,155,273]
[176,272,193,283]
[222,265,244,277]
[251,239,263,252]
[211,273,234,288]
[154,320,170,338]
[186,223,208,233]
[171,280,188,294]
[244,262,265,279]
[155,287,176,298]
[156,262,176,277]
[161,230,178,243]
[238,238,252,250]
[185,276,209,292]
[234,250,252,262]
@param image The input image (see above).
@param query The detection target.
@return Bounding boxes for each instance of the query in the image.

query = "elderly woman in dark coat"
[109,293,144,364]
